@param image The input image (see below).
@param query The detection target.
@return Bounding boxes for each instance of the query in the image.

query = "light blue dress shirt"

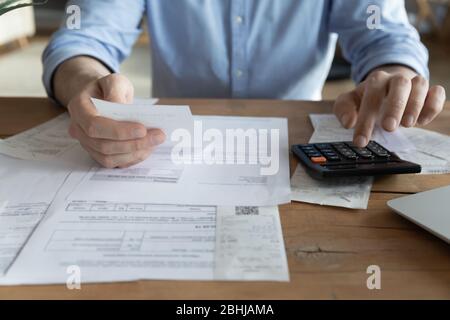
[43,0,429,100]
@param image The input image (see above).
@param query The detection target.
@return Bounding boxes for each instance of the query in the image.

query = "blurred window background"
[0,0,448,98]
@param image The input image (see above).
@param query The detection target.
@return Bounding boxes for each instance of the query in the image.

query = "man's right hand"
[66,74,166,168]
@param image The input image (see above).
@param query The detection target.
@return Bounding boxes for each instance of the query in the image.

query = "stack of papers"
[0,171,289,284]
[4,102,445,283]
[0,98,291,284]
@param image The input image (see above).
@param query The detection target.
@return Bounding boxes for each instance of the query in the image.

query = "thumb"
[98,74,135,104]
[332,83,364,129]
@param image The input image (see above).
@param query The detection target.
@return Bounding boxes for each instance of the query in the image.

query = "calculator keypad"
[298,141,392,165]
[293,140,421,178]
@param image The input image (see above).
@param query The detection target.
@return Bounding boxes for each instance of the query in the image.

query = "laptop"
[387,185,450,244]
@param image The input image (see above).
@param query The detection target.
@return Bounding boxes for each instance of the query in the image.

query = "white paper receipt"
[91,98,194,137]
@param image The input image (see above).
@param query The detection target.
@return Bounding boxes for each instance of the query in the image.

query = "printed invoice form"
[0,171,289,284]
[0,154,74,275]
[68,116,291,206]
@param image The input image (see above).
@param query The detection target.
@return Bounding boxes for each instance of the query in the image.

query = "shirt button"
[235,16,243,24]
[236,70,243,77]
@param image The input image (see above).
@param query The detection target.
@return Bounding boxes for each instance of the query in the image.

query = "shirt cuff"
[352,50,429,83]
[42,45,120,100]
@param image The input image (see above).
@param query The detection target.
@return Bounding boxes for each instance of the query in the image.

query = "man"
[43,0,446,168]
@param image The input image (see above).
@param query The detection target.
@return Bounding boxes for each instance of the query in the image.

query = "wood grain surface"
[0,97,448,299]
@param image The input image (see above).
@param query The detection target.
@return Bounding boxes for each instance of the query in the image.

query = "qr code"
[235,206,259,215]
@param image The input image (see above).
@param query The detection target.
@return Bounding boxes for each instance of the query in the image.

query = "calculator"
[292,141,421,179]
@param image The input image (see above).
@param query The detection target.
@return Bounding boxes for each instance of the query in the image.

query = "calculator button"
[342,153,358,160]
[367,142,390,157]
[324,153,339,159]
[306,152,322,157]
[356,151,374,159]
[338,149,357,157]
[346,143,374,159]
[374,152,390,158]
[339,151,355,158]
[315,144,331,150]
[332,143,346,148]
[335,146,354,153]
[310,156,327,164]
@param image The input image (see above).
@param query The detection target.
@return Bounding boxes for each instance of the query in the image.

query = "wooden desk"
[0,97,449,300]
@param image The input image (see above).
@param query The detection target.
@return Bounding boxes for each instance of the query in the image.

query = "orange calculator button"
[311,156,327,164]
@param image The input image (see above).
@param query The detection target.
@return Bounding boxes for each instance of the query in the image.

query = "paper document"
[133,97,159,105]
[0,202,49,275]
[0,113,76,161]
[215,206,289,281]
[1,172,289,284]
[398,127,450,174]
[290,165,373,209]
[0,154,74,275]
[92,98,194,137]
[67,115,291,206]
[0,113,92,167]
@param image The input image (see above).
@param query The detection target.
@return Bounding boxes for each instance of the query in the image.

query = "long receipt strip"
[290,165,372,209]
[0,171,289,284]
[215,206,289,281]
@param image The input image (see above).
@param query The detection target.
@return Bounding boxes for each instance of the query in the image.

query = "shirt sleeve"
[329,0,429,83]
[42,0,146,98]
